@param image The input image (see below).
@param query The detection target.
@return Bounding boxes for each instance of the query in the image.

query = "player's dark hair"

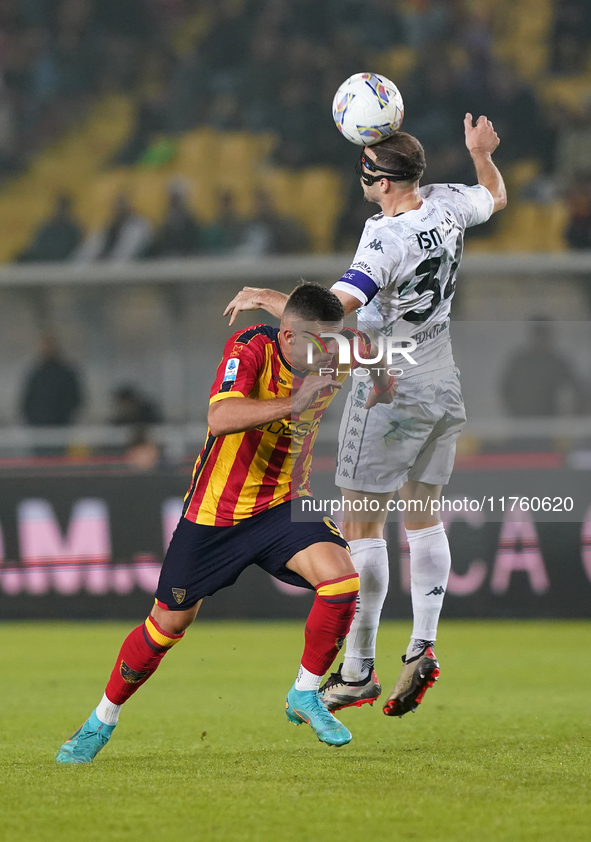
[372,132,426,183]
[284,282,345,322]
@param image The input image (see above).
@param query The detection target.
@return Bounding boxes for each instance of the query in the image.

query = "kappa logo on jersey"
[367,239,384,252]
[426,586,445,596]
[223,358,240,382]
[446,184,463,194]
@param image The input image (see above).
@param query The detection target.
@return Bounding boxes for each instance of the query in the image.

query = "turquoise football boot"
[56,710,116,764]
[285,685,352,746]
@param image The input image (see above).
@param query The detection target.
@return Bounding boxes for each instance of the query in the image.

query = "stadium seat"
[0,95,133,262]
[0,0,580,263]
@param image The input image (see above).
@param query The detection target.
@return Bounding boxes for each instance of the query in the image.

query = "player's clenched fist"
[464,113,500,156]
[364,377,398,410]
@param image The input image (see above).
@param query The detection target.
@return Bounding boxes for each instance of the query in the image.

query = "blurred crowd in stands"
[2,0,591,255]
[20,333,164,464]
[21,334,163,427]
[16,183,311,260]
[500,320,586,419]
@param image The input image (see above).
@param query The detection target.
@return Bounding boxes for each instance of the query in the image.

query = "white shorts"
[335,367,467,494]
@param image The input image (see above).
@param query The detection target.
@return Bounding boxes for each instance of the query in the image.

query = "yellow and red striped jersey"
[183,324,371,526]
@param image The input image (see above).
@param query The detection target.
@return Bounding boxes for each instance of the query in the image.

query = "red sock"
[301,574,360,676]
[105,615,184,705]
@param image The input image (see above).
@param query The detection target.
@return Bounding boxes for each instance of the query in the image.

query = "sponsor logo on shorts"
[354,383,368,402]
[323,516,344,539]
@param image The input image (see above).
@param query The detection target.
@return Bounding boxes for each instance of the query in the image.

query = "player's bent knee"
[151,599,201,635]
[316,547,357,586]
[316,573,360,604]
[286,541,354,588]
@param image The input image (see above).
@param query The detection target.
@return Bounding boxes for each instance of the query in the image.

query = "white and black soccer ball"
[332,72,404,146]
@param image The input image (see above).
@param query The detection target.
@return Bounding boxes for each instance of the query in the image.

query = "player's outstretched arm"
[223,287,288,326]
[464,113,507,213]
[224,286,363,326]
[208,375,341,437]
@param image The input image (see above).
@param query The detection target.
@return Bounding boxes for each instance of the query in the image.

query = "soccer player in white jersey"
[224,113,506,717]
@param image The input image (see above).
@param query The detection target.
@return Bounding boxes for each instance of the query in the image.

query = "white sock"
[342,538,389,682]
[295,664,322,691]
[407,522,450,647]
[95,692,121,726]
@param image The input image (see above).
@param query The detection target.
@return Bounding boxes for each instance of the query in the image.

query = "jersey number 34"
[401,232,463,323]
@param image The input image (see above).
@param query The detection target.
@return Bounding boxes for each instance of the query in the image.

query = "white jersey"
[332,183,494,376]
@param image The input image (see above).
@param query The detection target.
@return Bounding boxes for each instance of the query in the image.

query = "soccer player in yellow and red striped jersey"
[184,319,369,526]
[56,284,396,763]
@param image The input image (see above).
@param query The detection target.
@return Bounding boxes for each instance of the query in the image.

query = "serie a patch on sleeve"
[223,357,240,383]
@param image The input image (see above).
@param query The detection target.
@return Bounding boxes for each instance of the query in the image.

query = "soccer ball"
[332,72,404,146]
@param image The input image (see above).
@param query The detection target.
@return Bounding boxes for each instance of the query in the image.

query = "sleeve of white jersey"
[445,183,495,228]
[331,219,404,306]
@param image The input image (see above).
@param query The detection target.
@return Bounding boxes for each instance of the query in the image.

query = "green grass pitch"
[1,620,590,842]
